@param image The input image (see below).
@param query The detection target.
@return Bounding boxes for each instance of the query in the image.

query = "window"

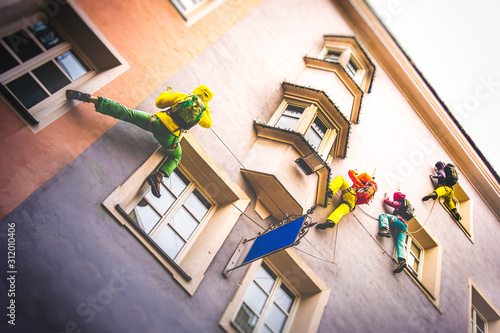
[472,307,487,333]
[403,217,443,309]
[316,36,374,93]
[233,263,297,333]
[103,134,250,295]
[274,105,305,131]
[404,235,423,278]
[1,20,91,114]
[324,50,341,63]
[129,169,213,262]
[0,1,128,132]
[219,249,330,333]
[170,0,225,24]
[304,116,328,150]
[268,84,352,163]
[469,279,500,333]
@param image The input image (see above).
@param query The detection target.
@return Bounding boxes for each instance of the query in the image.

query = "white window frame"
[0,0,129,132]
[232,262,298,333]
[404,235,424,278]
[219,248,330,333]
[0,20,94,121]
[472,306,488,333]
[103,133,250,295]
[128,168,217,264]
[269,99,338,162]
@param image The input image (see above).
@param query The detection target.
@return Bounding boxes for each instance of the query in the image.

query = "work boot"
[393,259,406,273]
[316,219,336,230]
[451,208,462,221]
[66,89,91,103]
[422,192,437,201]
[378,228,391,238]
[147,172,164,198]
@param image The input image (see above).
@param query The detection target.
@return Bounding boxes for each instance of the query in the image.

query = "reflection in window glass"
[233,264,296,333]
[56,50,89,80]
[3,30,42,62]
[154,225,186,259]
[185,189,210,220]
[246,282,269,314]
[254,265,275,293]
[305,117,327,149]
[169,206,199,240]
[324,51,341,63]
[32,61,71,94]
[29,21,64,50]
[146,184,175,215]
[275,105,304,130]
[234,303,258,333]
[131,199,161,234]
[164,170,189,197]
[6,73,48,108]
[129,168,212,262]
[265,303,287,332]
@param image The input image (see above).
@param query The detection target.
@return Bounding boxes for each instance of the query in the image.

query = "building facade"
[1,0,499,332]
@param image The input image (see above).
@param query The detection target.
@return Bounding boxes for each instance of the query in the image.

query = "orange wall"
[0,0,265,218]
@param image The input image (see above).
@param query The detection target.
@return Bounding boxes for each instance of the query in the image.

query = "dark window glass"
[0,45,19,74]
[6,73,48,109]
[3,30,42,62]
[29,21,64,50]
[32,61,71,94]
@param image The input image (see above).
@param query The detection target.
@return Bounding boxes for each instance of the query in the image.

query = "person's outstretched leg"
[378,214,392,237]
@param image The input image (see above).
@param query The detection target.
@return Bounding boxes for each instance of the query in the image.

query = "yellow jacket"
[155,85,213,137]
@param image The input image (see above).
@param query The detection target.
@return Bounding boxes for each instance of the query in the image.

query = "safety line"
[209,127,287,217]
[182,149,266,231]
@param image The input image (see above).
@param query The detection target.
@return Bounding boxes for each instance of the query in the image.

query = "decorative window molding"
[402,217,443,311]
[304,36,375,123]
[319,35,375,93]
[439,182,474,242]
[170,0,225,25]
[0,0,129,132]
[469,278,500,333]
[267,82,350,163]
[219,248,330,333]
[103,133,250,295]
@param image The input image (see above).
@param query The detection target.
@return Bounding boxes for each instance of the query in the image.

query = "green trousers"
[96,97,181,177]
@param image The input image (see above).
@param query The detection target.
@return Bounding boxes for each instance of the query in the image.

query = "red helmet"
[393,191,406,201]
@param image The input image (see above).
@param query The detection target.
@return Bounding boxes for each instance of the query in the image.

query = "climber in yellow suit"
[66,85,213,198]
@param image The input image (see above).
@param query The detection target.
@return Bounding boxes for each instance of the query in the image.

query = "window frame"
[0,19,94,122]
[404,235,424,279]
[471,306,488,333]
[468,278,500,333]
[269,99,338,162]
[232,262,299,333]
[402,217,443,311]
[103,133,250,295]
[128,168,217,264]
[219,248,330,333]
[0,0,129,132]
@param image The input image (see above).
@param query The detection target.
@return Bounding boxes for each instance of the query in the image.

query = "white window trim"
[232,262,299,333]
[219,248,330,333]
[403,217,443,311]
[0,0,129,133]
[269,99,338,163]
[468,278,500,333]
[103,133,250,295]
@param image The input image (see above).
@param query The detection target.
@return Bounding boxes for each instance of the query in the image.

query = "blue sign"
[243,216,306,264]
